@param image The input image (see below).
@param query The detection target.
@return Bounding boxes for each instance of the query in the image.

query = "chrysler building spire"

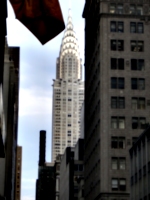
[51,10,84,161]
[56,9,81,80]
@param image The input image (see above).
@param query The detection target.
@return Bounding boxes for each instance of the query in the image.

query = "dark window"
[119,179,126,190]
[130,5,136,14]
[131,78,145,90]
[111,157,126,169]
[112,178,126,191]
[132,117,146,129]
[110,21,124,32]
[109,4,123,14]
[130,22,144,33]
[132,97,145,110]
[111,58,124,70]
[111,137,125,149]
[143,165,146,176]
[111,77,124,89]
[111,40,124,51]
[131,40,144,52]
[111,116,125,129]
[111,97,125,109]
[131,59,144,70]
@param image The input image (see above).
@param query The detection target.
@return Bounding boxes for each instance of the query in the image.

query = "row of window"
[111,58,144,70]
[111,97,146,109]
[111,40,144,52]
[110,4,144,15]
[111,77,145,90]
[110,21,143,33]
[111,117,147,129]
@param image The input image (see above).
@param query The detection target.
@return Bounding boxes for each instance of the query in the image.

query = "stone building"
[51,10,84,162]
[83,1,150,199]
[129,125,150,200]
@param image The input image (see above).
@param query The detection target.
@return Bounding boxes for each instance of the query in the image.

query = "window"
[130,5,136,14]
[111,178,126,191]
[111,40,124,51]
[111,97,125,109]
[111,137,125,149]
[111,77,125,89]
[131,59,144,70]
[131,40,144,52]
[111,58,124,69]
[130,22,144,33]
[112,179,118,190]
[109,4,123,14]
[132,117,146,129]
[110,21,124,32]
[112,157,126,169]
[129,5,143,15]
[111,117,125,129]
[132,97,145,109]
[131,78,145,90]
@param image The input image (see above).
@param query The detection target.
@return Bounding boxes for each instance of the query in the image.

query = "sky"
[6,0,85,200]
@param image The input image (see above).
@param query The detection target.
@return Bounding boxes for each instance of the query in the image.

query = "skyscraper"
[83,1,150,199]
[52,10,84,162]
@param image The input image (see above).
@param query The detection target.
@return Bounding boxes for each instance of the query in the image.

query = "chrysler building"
[51,10,84,162]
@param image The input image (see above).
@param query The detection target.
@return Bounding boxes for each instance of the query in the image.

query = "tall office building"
[52,10,84,162]
[83,1,150,200]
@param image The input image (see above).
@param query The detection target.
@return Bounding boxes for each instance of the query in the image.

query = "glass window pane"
[131,78,137,89]
[111,40,117,50]
[131,41,136,51]
[132,98,138,109]
[138,98,145,109]
[132,117,138,129]
[118,78,124,89]
[112,158,118,169]
[138,41,144,52]
[111,117,117,129]
[118,22,124,32]
[111,137,118,148]
[118,40,124,51]
[111,78,117,88]
[137,5,143,15]
[111,97,117,108]
[112,179,118,190]
[138,59,144,70]
[130,5,136,14]
[111,58,117,69]
[138,78,145,90]
[119,137,125,149]
[110,21,116,32]
[140,117,146,129]
[130,22,136,33]
[131,59,137,70]
[137,23,143,33]
[117,4,123,14]
[118,97,125,108]
[119,117,125,129]
[110,4,116,13]
[119,158,126,169]
[118,58,124,70]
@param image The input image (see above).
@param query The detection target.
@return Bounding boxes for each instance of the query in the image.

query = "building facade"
[36,131,55,200]
[83,1,150,199]
[52,10,84,162]
[129,126,150,200]
[15,146,22,200]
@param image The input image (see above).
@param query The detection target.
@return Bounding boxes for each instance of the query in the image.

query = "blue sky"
[7,0,85,199]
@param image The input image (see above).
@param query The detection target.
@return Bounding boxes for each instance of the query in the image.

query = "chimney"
[39,130,46,166]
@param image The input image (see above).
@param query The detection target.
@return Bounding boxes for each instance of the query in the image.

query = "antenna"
[68,0,72,10]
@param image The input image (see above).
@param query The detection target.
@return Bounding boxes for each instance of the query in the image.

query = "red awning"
[9,0,65,44]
